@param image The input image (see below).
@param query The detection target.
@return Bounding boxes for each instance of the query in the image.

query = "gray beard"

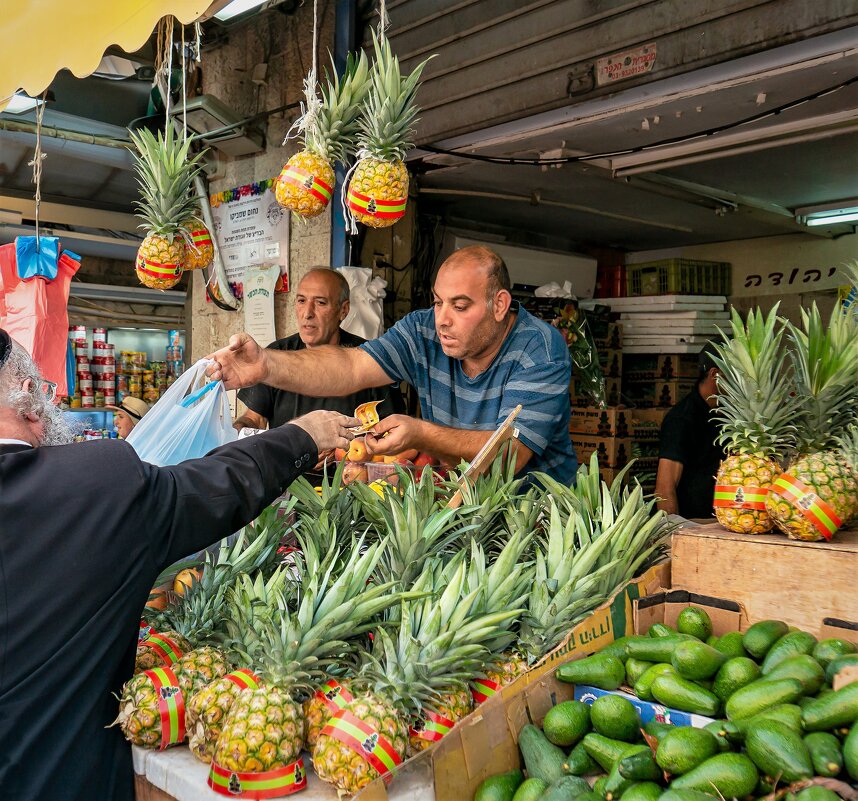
[40,403,75,446]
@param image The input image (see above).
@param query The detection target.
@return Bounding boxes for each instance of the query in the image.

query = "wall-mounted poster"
[209,179,290,292]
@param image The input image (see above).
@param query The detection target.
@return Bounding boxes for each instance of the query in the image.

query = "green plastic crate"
[626,259,731,296]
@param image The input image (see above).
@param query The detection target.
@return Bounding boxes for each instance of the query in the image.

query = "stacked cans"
[69,326,94,407]
[92,339,116,407]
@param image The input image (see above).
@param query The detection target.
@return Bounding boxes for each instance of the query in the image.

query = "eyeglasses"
[41,380,57,402]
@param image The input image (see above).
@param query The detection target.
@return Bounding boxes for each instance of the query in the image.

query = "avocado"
[671,641,728,681]
[676,607,713,642]
[642,720,674,742]
[795,788,843,801]
[724,678,804,721]
[474,769,525,801]
[825,653,858,685]
[543,700,592,748]
[625,658,654,687]
[518,724,568,784]
[617,745,661,782]
[702,720,734,751]
[712,631,748,659]
[625,635,688,664]
[761,631,818,674]
[541,774,592,801]
[590,694,641,743]
[604,751,641,801]
[744,719,813,782]
[582,733,636,772]
[801,682,858,731]
[655,726,720,775]
[803,731,843,777]
[764,654,825,695]
[733,703,803,736]
[601,637,634,663]
[711,656,761,702]
[650,673,721,717]
[812,638,857,669]
[743,620,789,660]
[668,753,759,797]
[659,791,720,801]
[844,723,858,780]
[556,654,626,690]
[511,777,549,801]
[634,663,675,702]
[618,782,662,801]
[648,623,677,638]
[564,741,599,776]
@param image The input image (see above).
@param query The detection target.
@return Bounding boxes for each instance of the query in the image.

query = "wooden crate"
[671,522,858,636]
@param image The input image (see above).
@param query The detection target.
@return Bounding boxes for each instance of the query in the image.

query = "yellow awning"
[1,1,216,112]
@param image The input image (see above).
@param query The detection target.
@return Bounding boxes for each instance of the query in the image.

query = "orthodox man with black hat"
[655,342,726,518]
[0,329,356,801]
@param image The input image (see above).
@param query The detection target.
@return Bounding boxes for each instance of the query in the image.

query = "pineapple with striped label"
[765,301,858,540]
[129,126,203,289]
[709,306,798,534]
[345,30,434,228]
[276,52,370,218]
[181,216,214,271]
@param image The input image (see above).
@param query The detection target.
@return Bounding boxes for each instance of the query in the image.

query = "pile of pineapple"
[117,453,674,797]
[129,125,214,290]
[710,265,858,541]
[276,29,433,228]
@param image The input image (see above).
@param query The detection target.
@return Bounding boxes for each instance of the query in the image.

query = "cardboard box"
[671,522,858,636]
[574,685,715,729]
[592,322,624,350]
[659,354,700,380]
[572,435,633,468]
[359,563,858,801]
[624,380,695,408]
[572,377,622,408]
[599,349,623,378]
[569,407,632,438]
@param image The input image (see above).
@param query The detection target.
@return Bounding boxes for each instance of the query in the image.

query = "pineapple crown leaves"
[709,305,799,457]
[301,50,372,162]
[787,302,858,452]
[128,125,206,237]
[356,28,436,161]
[835,424,858,468]
[463,531,534,622]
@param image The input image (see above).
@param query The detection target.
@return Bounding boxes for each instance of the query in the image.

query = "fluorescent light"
[214,0,268,21]
[3,92,43,115]
[806,210,858,227]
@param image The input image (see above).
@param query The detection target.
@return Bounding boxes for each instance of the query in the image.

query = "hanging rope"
[379,0,388,32]
[282,0,320,145]
[155,17,175,130]
[27,90,48,251]
[181,23,187,141]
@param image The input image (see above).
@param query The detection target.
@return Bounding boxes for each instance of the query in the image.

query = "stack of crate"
[623,353,700,409]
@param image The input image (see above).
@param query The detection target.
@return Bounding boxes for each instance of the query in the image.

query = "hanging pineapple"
[345,30,434,229]
[765,302,858,541]
[181,216,214,271]
[275,52,370,218]
[129,126,204,289]
[708,306,798,534]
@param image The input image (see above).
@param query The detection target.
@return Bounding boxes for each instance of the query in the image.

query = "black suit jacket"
[0,425,317,801]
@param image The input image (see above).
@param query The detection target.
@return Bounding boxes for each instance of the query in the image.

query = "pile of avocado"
[474,607,858,801]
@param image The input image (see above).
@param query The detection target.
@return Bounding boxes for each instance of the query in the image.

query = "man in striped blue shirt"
[209,246,577,483]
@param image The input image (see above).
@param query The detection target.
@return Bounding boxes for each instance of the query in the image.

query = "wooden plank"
[671,522,858,635]
[135,775,176,801]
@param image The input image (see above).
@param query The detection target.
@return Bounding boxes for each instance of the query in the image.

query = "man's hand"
[364,414,424,456]
[290,411,358,454]
[206,333,268,390]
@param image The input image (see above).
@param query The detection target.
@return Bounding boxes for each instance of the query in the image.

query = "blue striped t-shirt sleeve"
[359,314,422,387]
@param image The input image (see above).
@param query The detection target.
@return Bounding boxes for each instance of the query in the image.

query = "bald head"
[439,245,511,302]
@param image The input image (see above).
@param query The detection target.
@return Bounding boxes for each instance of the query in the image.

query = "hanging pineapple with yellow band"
[344,30,434,229]
[275,52,371,218]
[181,216,214,271]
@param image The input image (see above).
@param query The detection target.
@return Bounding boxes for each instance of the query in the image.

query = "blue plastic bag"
[125,358,236,466]
[15,236,60,280]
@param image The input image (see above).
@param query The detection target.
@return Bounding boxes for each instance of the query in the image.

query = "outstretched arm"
[207,333,393,395]
[365,415,533,472]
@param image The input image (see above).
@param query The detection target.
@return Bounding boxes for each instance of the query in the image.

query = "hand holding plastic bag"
[126,358,236,466]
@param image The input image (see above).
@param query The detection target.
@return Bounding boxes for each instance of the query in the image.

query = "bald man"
[234,267,397,431]
[214,247,576,482]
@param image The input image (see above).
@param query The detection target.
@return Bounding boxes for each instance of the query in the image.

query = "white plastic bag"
[534,280,575,298]
[338,266,387,339]
[126,358,236,466]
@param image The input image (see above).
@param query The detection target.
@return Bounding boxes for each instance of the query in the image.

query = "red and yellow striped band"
[138,257,182,279]
[713,484,769,511]
[145,667,185,749]
[471,678,501,704]
[208,758,307,798]
[321,710,402,777]
[409,709,455,743]
[346,187,407,220]
[190,229,213,248]
[139,633,184,667]
[279,165,332,205]
[224,669,262,691]
[314,679,353,714]
[770,473,842,540]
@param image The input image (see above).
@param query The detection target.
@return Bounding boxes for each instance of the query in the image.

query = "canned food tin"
[116,375,128,392]
[81,394,94,408]
[70,395,82,408]
[75,344,89,358]
[168,330,182,347]
[93,328,107,343]
[103,394,116,406]
[94,391,104,407]
[78,377,93,393]
[69,325,86,340]
[116,390,129,403]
